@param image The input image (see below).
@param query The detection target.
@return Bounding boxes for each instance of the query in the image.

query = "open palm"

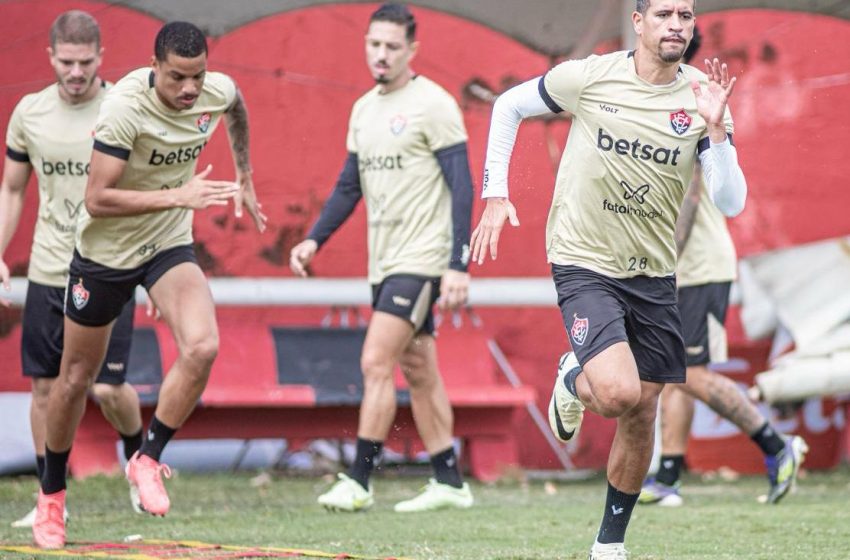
[691,57,736,126]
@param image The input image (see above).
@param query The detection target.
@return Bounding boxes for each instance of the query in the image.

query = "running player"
[471,1,746,557]
[639,26,807,508]
[32,21,266,549]
[290,3,474,513]
[0,10,143,528]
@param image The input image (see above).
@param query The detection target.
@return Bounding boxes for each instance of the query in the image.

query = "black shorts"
[678,282,731,367]
[22,281,134,384]
[552,264,686,383]
[66,244,197,327]
[371,274,441,336]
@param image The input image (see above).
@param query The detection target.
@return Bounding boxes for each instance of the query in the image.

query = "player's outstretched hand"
[289,239,318,278]
[234,172,268,233]
[691,57,736,129]
[0,259,11,307]
[439,269,469,311]
[179,164,240,210]
[470,197,520,265]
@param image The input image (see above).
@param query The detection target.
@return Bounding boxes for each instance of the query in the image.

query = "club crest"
[570,315,589,346]
[71,279,90,310]
[669,109,692,135]
[197,112,211,133]
[389,114,407,136]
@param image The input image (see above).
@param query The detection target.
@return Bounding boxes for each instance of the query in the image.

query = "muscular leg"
[147,263,219,429]
[30,378,54,458]
[91,383,142,437]
[399,334,453,454]
[357,312,415,440]
[660,382,695,456]
[679,364,764,434]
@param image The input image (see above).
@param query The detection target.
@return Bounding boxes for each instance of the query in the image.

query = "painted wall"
[0,1,848,471]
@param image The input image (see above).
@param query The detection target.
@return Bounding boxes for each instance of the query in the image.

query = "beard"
[374,75,390,84]
[59,74,96,97]
[659,45,685,63]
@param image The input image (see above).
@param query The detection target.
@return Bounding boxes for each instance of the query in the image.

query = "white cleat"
[11,504,69,529]
[394,479,474,513]
[317,473,374,512]
[589,541,628,559]
[548,352,586,442]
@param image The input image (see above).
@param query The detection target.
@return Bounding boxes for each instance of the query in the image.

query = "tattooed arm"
[224,88,267,232]
[676,161,703,256]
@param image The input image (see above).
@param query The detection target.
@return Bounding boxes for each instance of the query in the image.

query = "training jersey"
[81,68,236,269]
[5,82,108,287]
[347,75,467,284]
[676,173,737,287]
[541,50,734,279]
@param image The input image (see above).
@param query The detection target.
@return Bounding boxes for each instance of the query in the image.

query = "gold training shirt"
[81,68,236,269]
[542,51,734,278]
[677,178,737,287]
[347,76,467,284]
[5,82,108,287]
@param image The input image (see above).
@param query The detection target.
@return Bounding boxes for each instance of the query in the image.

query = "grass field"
[1,467,848,559]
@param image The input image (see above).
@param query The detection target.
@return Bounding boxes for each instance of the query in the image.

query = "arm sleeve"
[435,143,473,272]
[93,95,138,160]
[481,77,553,199]
[306,152,362,248]
[5,100,29,162]
[697,137,747,217]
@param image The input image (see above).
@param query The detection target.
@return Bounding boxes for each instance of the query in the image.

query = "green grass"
[1,467,849,559]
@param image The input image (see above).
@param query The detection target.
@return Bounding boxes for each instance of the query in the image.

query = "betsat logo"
[42,159,90,176]
[596,128,682,166]
[148,141,208,166]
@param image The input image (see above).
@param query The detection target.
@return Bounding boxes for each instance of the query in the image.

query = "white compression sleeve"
[698,139,747,217]
[482,78,553,199]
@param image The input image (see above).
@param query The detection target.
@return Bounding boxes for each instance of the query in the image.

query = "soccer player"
[290,3,474,513]
[471,1,746,557]
[639,27,807,508]
[0,10,144,528]
[32,21,266,549]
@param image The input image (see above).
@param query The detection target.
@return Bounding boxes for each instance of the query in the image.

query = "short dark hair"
[636,0,697,14]
[154,21,208,61]
[369,3,416,42]
[683,25,702,64]
[50,10,100,49]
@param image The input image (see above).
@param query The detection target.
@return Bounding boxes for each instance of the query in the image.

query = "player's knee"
[360,352,394,383]
[595,383,641,418]
[181,335,219,369]
[91,383,121,410]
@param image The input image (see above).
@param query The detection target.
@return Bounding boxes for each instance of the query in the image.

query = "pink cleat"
[32,489,66,549]
[126,452,172,516]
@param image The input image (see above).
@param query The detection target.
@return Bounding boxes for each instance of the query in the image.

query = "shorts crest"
[570,314,589,346]
[71,278,90,310]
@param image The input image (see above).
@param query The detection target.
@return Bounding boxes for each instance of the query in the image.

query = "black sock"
[596,481,639,545]
[36,454,45,482]
[655,454,685,486]
[42,447,71,495]
[563,362,583,398]
[750,422,785,457]
[348,437,383,490]
[120,429,144,461]
[139,416,176,462]
[430,446,463,489]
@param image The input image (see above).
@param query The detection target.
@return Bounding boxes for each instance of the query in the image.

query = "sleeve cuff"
[93,139,130,160]
[538,75,564,114]
[5,146,29,163]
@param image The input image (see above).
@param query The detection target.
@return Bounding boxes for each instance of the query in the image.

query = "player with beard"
[471,1,747,557]
[0,10,144,528]
[290,3,474,513]
[32,21,266,549]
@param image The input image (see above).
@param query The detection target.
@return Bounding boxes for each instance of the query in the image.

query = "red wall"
[1,2,848,470]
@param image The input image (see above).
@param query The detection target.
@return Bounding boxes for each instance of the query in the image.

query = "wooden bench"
[71,313,536,482]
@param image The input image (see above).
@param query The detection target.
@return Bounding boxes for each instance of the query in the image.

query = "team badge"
[71,278,90,310]
[669,109,692,135]
[197,112,211,133]
[389,114,407,136]
[570,315,589,346]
